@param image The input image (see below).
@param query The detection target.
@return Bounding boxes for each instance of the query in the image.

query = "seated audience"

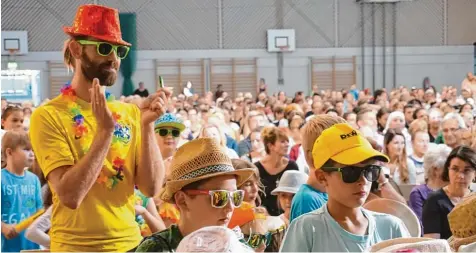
[409,144,451,235]
[423,146,476,239]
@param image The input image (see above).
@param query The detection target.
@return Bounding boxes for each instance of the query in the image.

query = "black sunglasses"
[322,165,381,184]
[155,128,180,137]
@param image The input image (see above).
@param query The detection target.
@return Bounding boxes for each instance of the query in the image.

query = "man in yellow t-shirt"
[29,4,169,252]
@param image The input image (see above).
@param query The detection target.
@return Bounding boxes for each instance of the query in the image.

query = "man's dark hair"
[413,108,426,120]
[356,108,373,122]
[325,108,338,114]
[408,99,422,107]
[404,104,414,112]
[373,89,386,100]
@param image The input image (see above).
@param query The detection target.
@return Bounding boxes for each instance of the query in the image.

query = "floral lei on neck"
[61,82,127,189]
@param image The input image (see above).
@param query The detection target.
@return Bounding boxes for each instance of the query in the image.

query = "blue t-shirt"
[290,184,328,222]
[1,169,43,252]
[281,204,410,252]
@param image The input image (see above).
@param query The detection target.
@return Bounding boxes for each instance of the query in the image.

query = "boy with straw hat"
[135,138,255,252]
[280,122,410,252]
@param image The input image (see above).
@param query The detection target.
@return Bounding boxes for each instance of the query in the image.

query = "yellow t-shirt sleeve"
[29,107,75,177]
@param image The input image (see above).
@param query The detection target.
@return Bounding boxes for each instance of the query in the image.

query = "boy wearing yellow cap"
[280,122,410,252]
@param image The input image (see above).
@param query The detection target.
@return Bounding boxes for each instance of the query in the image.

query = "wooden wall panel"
[48,61,72,97]
[155,59,205,96]
[210,58,257,98]
[311,56,356,92]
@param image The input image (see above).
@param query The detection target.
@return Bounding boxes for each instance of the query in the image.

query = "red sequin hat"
[63,4,131,46]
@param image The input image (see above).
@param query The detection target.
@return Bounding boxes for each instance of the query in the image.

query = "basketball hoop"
[277,46,289,52]
[7,49,18,71]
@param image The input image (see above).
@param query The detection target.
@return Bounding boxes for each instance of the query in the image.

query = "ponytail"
[63,39,75,70]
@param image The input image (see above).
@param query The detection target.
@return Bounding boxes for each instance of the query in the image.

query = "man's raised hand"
[140,88,172,125]
[90,78,115,131]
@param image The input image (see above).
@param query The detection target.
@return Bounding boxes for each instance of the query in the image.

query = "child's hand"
[134,205,147,216]
[1,224,18,239]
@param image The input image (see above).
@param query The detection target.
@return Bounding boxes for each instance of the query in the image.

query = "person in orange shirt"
[29,4,169,252]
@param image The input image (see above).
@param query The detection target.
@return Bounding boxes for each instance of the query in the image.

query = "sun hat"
[176,226,254,253]
[447,193,476,251]
[159,138,254,202]
[154,113,186,132]
[311,123,389,170]
[363,198,421,238]
[369,237,452,252]
[271,171,308,195]
[63,4,131,46]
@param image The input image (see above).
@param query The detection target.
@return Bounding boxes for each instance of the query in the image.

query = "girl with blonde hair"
[199,123,239,158]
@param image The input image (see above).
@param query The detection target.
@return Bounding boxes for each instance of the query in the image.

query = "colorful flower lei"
[61,83,128,189]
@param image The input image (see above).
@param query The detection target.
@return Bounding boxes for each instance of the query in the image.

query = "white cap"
[271,170,308,195]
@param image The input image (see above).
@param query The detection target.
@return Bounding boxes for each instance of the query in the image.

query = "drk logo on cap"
[340,130,357,140]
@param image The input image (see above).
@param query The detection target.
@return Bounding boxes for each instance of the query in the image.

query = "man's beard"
[80,52,117,87]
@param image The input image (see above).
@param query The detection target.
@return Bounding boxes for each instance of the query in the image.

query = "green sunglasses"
[77,40,130,59]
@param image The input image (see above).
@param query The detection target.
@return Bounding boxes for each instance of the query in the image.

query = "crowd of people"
[1,3,476,253]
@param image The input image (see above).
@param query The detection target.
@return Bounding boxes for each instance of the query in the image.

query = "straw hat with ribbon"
[159,138,254,202]
[448,193,476,251]
[363,198,421,238]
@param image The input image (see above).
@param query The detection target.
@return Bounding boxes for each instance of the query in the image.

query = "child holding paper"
[1,131,43,252]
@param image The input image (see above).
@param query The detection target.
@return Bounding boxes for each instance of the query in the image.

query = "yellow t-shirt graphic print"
[29,94,142,252]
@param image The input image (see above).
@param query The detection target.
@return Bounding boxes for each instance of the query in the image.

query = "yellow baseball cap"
[312,123,389,170]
